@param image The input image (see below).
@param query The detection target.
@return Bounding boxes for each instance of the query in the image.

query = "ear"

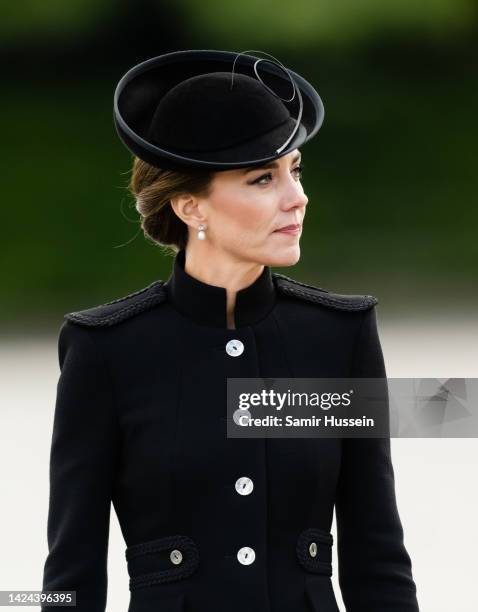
[170,193,207,227]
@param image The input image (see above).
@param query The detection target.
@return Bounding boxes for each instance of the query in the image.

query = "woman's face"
[197,148,308,267]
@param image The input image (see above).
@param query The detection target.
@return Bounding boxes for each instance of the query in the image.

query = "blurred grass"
[3,0,476,45]
[176,0,477,48]
[2,57,477,330]
[2,1,116,41]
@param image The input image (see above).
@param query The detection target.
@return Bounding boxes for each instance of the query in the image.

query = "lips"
[275,224,301,232]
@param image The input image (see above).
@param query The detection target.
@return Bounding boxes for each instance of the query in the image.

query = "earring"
[197,224,206,241]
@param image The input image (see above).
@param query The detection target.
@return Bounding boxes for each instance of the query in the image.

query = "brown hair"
[128,156,215,252]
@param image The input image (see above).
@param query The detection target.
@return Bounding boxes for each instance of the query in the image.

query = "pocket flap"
[125,534,200,590]
[296,527,333,576]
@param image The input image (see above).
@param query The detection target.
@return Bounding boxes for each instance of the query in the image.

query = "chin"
[264,244,301,267]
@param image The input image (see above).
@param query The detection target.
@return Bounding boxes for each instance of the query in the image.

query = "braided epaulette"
[64,280,167,327]
[272,272,378,311]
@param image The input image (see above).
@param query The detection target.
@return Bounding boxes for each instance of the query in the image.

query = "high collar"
[163,249,277,329]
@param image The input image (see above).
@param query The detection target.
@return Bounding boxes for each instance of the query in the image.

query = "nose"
[282,179,308,211]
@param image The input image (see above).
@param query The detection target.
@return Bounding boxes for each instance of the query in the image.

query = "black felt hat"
[113,49,325,172]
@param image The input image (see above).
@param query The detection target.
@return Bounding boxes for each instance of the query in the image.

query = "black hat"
[113,49,325,172]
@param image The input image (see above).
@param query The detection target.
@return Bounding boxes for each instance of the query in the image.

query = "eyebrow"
[242,151,302,174]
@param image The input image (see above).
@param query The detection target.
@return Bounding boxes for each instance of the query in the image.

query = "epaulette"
[64,271,377,327]
[64,280,167,327]
[272,272,378,311]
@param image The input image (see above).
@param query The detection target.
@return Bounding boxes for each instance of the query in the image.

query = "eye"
[249,163,304,186]
[251,172,272,185]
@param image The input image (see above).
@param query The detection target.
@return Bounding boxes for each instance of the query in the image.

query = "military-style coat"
[41,248,420,612]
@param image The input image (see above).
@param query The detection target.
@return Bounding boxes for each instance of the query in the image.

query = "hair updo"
[128,156,215,252]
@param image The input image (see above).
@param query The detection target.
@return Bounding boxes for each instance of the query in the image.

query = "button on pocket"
[170,549,183,565]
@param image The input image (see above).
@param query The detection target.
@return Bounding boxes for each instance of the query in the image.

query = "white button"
[226,339,244,357]
[235,476,254,495]
[309,542,317,557]
[237,546,255,565]
[170,549,183,564]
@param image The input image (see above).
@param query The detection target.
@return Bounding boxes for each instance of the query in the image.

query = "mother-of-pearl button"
[170,549,183,564]
[226,339,244,357]
[237,546,255,565]
[309,542,318,557]
[235,476,254,495]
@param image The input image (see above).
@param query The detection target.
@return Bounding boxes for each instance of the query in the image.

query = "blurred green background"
[2,0,477,333]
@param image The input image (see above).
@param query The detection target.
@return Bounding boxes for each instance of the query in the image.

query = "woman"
[41,50,419,611]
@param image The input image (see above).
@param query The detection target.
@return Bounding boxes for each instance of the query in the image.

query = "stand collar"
[163,249,277,329]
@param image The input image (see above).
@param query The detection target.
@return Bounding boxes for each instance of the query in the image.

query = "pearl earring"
[197,224,206,240]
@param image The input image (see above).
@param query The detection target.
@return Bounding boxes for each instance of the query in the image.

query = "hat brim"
[113,49,324,171]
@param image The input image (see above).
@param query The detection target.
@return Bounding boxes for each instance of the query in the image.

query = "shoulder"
[63,279,167,328]
[272,272,378,312]
[62,272,378,329]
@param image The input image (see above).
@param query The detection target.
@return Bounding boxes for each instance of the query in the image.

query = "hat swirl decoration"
[230,49,304,155]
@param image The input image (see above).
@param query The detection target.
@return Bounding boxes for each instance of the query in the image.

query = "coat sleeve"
[334,306,420,611]
[41,320,120,612]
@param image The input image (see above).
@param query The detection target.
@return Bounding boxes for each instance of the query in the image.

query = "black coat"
[41,248,419,612]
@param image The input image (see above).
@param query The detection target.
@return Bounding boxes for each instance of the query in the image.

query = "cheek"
[218,193,275,232]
